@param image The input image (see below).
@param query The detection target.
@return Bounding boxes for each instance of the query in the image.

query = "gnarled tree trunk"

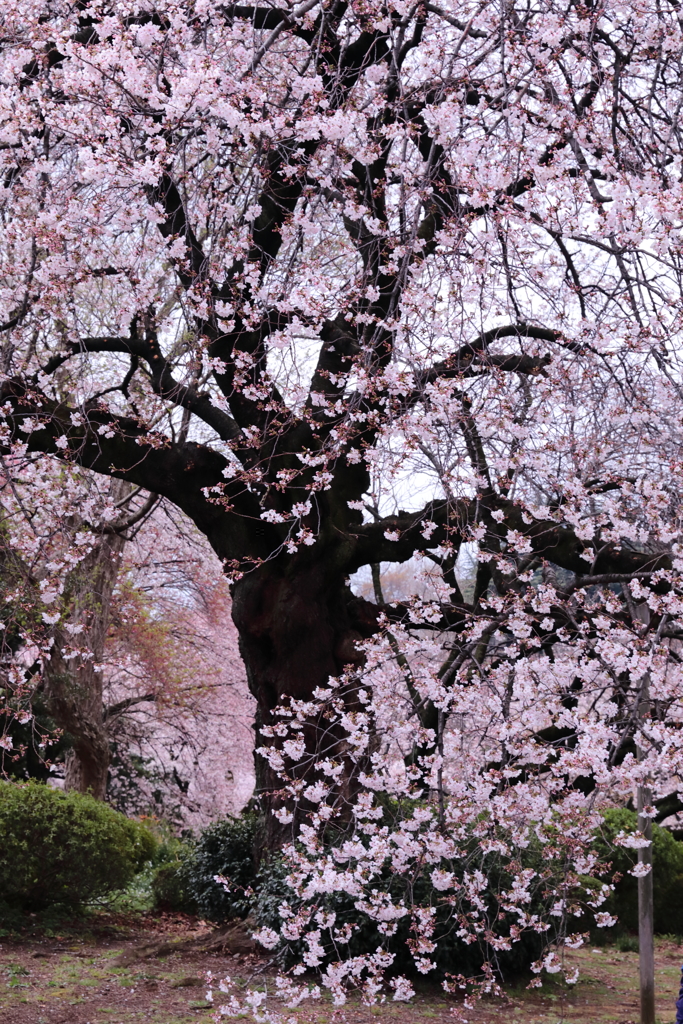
[232,554,377,850]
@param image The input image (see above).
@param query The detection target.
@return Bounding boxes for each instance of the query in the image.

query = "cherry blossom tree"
[1,0,683,863]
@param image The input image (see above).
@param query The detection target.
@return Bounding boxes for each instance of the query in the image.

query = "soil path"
[1,916,681,1024]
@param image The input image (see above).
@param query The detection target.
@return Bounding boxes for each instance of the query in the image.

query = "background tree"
[103,501,255,827]
[0,459,126,793]
[1,458,253,821]
[1,0,682,844]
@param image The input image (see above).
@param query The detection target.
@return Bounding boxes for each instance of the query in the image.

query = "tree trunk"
[62,728,111,800]
[231,555,376,851]
[43,488,129,800]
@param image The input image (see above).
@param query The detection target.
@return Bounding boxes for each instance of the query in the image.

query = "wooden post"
[637,781,655,1024]
[637,671,655,1024]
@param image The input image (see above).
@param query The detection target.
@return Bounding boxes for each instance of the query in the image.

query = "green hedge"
[0,781,156,911]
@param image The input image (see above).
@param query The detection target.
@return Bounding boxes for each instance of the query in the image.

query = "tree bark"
[231,554,376,851]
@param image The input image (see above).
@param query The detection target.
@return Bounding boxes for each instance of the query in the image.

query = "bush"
[184,813,257,922]
[151,859,197,913]
[179,802,591,977]
[0,781,156,911]
[252,845,545,981]
[594,808,683,935]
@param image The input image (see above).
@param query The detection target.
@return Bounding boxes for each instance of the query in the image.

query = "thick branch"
[418,324,561,390]
[103,693,157,720]
[42,334,244,444]
[103,492,160,535]
[0,377,238,533]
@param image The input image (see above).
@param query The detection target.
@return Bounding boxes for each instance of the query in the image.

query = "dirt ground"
[0,914,681,1024]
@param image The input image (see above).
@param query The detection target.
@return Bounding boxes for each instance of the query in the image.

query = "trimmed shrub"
[594,807,683,935]
[0,781,156,911]
[184,813,257,922]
